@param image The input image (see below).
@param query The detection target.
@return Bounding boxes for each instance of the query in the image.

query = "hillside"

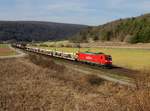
[71,13,150,43]
[0,21,87,42]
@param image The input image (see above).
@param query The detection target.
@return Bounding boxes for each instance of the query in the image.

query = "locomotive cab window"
[106,56,112,61]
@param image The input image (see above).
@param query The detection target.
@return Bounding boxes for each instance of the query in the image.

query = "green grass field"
[0,44,16,56]
[0,44,9,48]
[32,46,150,70]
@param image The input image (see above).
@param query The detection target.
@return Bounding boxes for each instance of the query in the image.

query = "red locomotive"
[76,51,112,66]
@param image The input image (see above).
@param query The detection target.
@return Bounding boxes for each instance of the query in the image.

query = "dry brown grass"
[0,55,150,111]
[28,54,65,72]
[0,48,16,56]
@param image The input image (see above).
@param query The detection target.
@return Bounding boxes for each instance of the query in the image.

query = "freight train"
[12,43,112,67]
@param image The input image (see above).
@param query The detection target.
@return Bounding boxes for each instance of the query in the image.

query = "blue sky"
[0,0,150,25]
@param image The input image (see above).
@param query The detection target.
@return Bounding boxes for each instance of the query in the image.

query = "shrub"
[28,54,65,73]
[86,75,104,86]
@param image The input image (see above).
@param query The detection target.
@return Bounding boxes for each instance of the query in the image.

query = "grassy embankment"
[31,42,150,70]
[0,54,150,111]
[0,44,16,56]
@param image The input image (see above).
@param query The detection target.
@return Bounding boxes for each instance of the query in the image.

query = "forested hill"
[71,13,150,43]
[0,21,87,42]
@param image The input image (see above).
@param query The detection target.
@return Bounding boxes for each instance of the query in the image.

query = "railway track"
[55,60,136,87]
[13,46,136,87]
[11,44,137,87]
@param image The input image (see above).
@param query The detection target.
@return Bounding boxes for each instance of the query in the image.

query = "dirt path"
[55,61,136,87]
[81,42,150,49]
[0,45,26,59]
[95,46,150,50]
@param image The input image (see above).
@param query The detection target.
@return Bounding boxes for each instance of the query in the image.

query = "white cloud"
[0,0,149,25]
[47,1,96,13]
